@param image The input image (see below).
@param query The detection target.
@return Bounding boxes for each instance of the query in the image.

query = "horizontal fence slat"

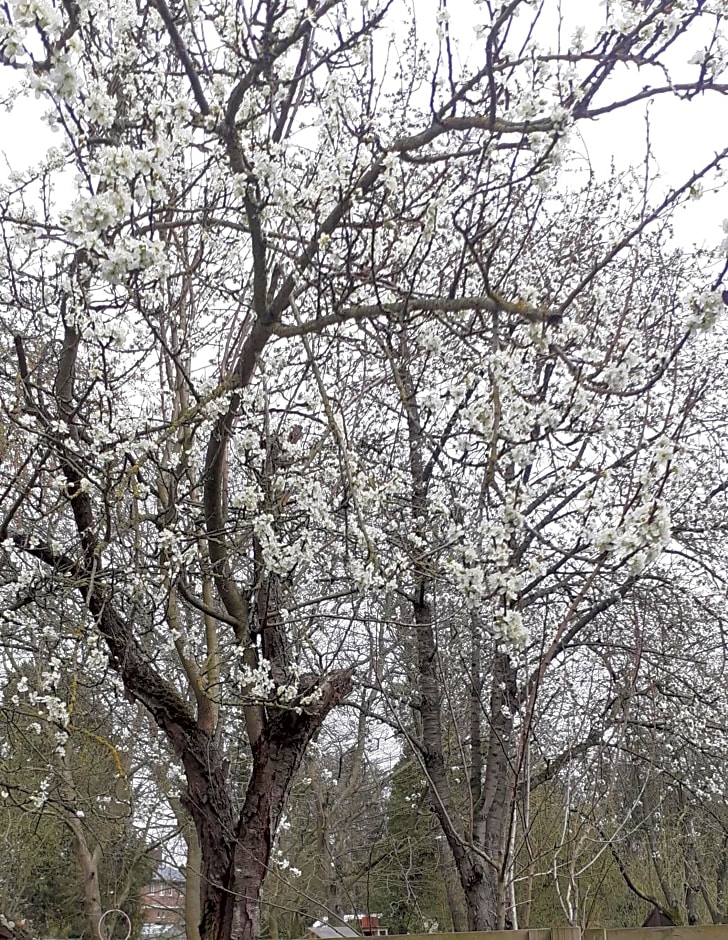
[385,928,728,940]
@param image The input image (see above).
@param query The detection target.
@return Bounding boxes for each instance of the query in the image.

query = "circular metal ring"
[98,909,132,940]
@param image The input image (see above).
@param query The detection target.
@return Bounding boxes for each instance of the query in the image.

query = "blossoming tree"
[1,0,727,937]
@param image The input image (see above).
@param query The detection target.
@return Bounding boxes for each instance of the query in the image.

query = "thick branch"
[274,293,558,337]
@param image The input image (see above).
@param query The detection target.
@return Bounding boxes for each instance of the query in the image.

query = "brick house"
[140,866,185,938]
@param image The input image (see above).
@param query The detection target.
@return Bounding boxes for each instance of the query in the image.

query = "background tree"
[0,660,157,938]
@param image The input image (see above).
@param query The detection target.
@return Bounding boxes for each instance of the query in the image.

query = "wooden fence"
[387,928,728,940]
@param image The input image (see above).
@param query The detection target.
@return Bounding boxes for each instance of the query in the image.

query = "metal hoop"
[98,909,132,940]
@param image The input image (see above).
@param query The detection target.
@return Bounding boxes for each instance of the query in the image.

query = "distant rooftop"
[308,923,359,939]
[152,865,185,884]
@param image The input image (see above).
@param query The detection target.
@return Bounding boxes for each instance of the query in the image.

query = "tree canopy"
[1,0,728,937]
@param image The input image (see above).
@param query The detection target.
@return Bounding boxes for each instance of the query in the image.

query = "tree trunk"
[459,855,499,931]
[716,832,728,922]
[184,819,203,940]
[437,839,468,932]
[68,820,103,940]
[413,586,500,931]
[170,795,204,940]
[396,341,502,932]
[179,673,352,940]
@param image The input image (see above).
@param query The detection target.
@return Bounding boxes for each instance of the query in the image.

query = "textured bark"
[184,823,203,940]
[180,673,352,940]
[68,819,103,940]
[228,678,352,940]
[438,840,468,932]
[462,867,499,932]
[412,586,506,930]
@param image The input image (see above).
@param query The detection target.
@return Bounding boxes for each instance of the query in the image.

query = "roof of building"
[151,865,185,884]
[308,924,359,939]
